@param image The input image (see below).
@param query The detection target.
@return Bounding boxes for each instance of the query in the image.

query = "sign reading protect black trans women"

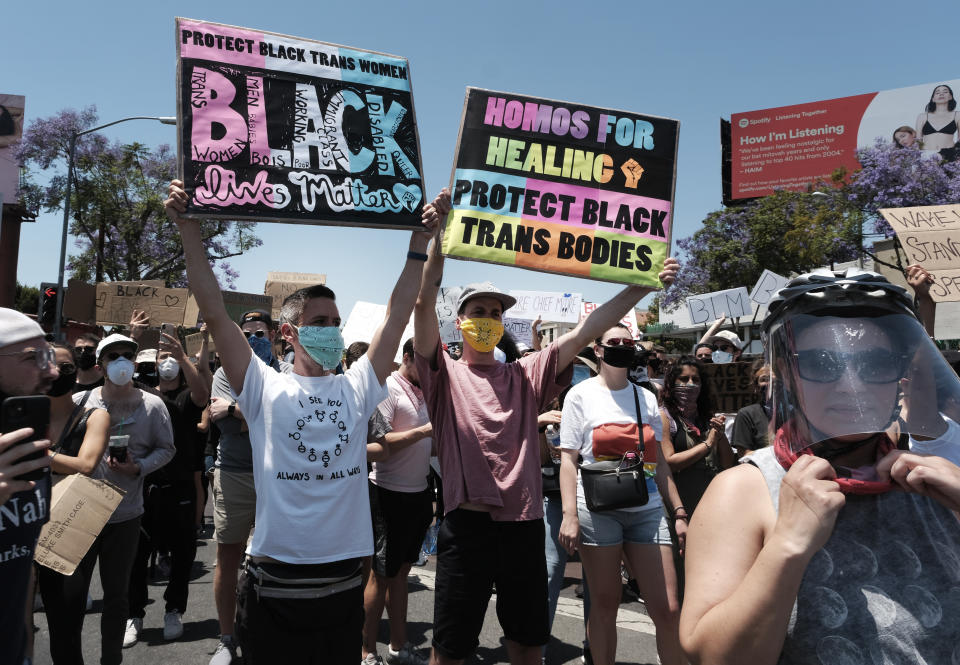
[175,18,425,229]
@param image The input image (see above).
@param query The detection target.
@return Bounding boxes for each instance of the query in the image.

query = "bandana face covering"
[673,384,701,419]
[459,318,504,353]
[248,334,274,365]
[295,325,345,370]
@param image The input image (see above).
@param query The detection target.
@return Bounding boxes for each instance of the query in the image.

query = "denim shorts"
[576,495,671,547]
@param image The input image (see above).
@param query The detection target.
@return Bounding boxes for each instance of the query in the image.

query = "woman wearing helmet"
[679,269,960,665]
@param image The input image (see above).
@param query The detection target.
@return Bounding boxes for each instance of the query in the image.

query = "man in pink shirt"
[413,189,679,665]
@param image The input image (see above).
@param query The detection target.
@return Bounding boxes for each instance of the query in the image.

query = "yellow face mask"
[459,318,504,353]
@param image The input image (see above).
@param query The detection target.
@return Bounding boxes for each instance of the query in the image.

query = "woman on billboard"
[915,84,960,160]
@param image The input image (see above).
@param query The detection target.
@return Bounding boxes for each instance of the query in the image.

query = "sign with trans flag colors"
[175,18,425,229]
[442,88,678,286]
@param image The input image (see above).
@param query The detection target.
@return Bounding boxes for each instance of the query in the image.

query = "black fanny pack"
[245,558,362,600]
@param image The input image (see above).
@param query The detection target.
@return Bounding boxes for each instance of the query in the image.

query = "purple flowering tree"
[15,107,260,288]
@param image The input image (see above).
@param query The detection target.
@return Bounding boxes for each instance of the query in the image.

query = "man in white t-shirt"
[362,338,434,665]
[165,180,446,664]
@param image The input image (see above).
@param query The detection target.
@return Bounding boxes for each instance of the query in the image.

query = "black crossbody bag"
[579,385,649,512]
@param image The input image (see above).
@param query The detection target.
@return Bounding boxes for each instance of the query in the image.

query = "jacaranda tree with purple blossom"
[15,107,260,288]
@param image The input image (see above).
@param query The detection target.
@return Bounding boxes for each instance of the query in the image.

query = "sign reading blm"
[175,18,425,229]
[443,88,679,287]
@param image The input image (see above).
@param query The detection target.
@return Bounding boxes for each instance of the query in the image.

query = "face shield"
[766,311,960,453]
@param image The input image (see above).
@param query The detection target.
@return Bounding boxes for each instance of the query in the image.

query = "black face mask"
[48,369,78,397]
[600,344,637,369]
[75,348,96,371]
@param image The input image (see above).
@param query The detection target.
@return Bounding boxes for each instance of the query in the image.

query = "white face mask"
[158,358,180,382]
[106,358,135,386]
[712,350,734,364]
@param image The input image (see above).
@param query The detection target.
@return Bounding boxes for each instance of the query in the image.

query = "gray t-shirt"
[211,359,291,472]
[747,447,960,665]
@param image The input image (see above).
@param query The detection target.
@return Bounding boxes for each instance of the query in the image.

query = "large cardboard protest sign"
[686,287,752,326]
[1,94,25,203]
[221,290,274,323]
[176,18,425,229]
[880,204,960,302]
[726,78,960,200]
[507,290,581,323]
[442,88,679,286]
[580,302,640,339]
[94,283,198,327]
[264,271,327,319]
[749,269,789,305]
[701,362,755,414]
[435,287,463,344]
[34,475,124,575]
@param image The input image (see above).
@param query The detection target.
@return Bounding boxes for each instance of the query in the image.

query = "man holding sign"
[164,179,443,664]
[413,189,678,665]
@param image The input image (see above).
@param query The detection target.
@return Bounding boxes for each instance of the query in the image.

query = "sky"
[7,0,958,320]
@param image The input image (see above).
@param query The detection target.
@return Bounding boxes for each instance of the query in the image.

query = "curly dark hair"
[661,355,714,430]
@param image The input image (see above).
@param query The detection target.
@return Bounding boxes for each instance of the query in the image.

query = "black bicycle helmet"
[761,268,916,338]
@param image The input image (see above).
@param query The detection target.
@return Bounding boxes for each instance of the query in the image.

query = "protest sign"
[507,290,581,323]
[880,204,960,302]
[686,287,752,326]
[503,318,534,346]
[63,279,97,324]
[221,290,274,323]
[436,287,463,344]
[580,302,640,339]
[34,475,124,575]
[341,301,413,363]
[185,332,215,357]
[94,283,198,327]
[0,94,25,204]
[701,361,755,414]
[264,271,327,319]
[442,88,679,286]
[749,269,789,305]
[176,18,425,229]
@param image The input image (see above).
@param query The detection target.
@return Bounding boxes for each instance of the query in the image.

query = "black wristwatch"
[228,401,237,416]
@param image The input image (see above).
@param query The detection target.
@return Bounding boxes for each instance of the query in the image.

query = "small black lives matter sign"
[441,88,679,286]
[175,18,424,229]
[702,362,755,413]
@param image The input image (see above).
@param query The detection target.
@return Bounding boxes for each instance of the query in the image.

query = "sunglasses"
[602,338,635,347]
[675,375,701,385]
[794,348,907,384]
[105,351,136,362]
[715,344,735,352]
[246,330,267,339]
[57,362,77,374]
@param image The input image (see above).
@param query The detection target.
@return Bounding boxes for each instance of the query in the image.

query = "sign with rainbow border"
[442,88,678,286]
[175,18,425,229]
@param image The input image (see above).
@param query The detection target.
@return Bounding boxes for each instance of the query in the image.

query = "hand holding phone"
[1,396,52,483]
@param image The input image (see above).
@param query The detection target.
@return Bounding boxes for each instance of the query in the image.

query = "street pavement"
[30,504,661,665]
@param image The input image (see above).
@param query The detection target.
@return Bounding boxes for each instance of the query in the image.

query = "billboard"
[726,79,960,200]
[0,94,25,203]
[442,88,679,287]
[175,18,425,229]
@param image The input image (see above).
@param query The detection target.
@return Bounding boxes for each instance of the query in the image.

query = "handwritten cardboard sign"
[701,361,755,414]
[264,271,327,319]
[686,287,752,326]
[749,269,789,305]
[880,204,960,302]
[507,290,582,323]
[94,283,198,327]
[184,332,216,357]
[436,287,463,344]
[221,290,274,324]
[176,18,425,229]
[580,301,640,339]
[442,87,678,286]
[503,317,534,346]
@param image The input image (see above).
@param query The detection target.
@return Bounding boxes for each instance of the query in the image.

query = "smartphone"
[1,396,51,481]
[161,323,177,339]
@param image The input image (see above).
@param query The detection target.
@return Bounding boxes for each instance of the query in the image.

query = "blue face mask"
[295,325,344,370]
[711,350,734,364]
[248,334,274,365]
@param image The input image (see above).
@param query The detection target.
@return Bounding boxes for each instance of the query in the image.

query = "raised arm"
[160,331,210,407]
[367,190,446,384]
[906,264,936,338]
[554,258,678,371]
[698,314,727,345]
[165,180,251,394]
[413,191,450,363]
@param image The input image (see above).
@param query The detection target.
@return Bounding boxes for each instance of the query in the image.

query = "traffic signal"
[39,283,58,330]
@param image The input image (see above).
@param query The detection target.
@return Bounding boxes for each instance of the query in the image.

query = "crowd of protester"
[1,184,960,665]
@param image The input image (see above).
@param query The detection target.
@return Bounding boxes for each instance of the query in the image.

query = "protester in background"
[347,341,370,370]
[558,325,684,665]
[706,331,743,364]
[659,357,735,517]
[125,331,209,646]
[362,338,434,665]
[166,178,441,664]
[413,187,678,665]
[68,333,175,665]
[134,348,159,389]
[73,332,104,392]
[205,309,291,665]
[0,309,55,665]
[693,343,714,363]
[36,343,110,665]
[730,363,772,455]
[680,270,960,663]
[531,316,543,351]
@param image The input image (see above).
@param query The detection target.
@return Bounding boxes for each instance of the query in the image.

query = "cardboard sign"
[880,204,960,302]
[340,301,413,363]
[34,475,125,575]
[503,317,534,346]
[176,18,425,229]
[0,94,25,203]
[686,287,752,326]
[507,290,582,323]
[436,287,463,344]
[184,332,216,357]
[749,269,789,305]
[264,271,327,319]
[442,87,679,286]
[62,279,97,323]
[94,283,198,327]
[580,301,640,339]
[701,361,755,414]
[221,290,274,324]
